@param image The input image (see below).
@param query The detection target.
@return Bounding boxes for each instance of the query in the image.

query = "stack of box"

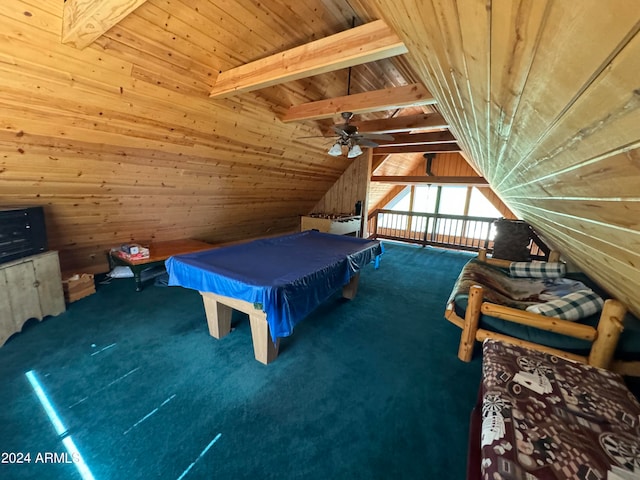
[62,273,96,303]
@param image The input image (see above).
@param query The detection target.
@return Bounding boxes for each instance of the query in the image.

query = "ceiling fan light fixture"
[328,142,343,157]
[347,144,363,158]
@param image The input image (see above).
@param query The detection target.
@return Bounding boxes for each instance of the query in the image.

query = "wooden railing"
[367,209,548,259]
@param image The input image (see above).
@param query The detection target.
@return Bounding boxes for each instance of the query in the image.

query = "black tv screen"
[0,206,48,264]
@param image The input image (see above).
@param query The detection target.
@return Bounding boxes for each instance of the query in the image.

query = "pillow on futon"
[526,289,604,320]
[510,261,566,279]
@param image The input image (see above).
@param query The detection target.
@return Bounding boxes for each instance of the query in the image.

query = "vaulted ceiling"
[1,1,639,318]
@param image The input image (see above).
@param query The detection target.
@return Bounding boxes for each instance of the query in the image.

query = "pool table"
[166,231,382,364]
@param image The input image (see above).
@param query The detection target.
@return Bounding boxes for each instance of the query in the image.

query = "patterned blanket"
[449,259,587,310]
[477,339,640,479]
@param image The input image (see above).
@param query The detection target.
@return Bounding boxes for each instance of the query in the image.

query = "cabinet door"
[4,261,43,324]
[0,269,16,345]
[32,252,65,318]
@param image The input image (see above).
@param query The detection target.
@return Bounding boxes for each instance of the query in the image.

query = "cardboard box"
[62,273,96,303]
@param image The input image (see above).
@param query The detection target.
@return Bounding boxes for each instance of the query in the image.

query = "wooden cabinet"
[0,251,65,346]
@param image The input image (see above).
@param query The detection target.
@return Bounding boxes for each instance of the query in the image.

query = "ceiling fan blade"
[359,132,395,141]
[358,139,380,148]
[297,135,335,139]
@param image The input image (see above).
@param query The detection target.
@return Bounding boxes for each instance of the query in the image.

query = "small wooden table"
[109,239,213,291]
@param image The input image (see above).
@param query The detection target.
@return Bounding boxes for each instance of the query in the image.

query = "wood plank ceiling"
[1,1,639,319]
[0,0,426,274]
[363,0,640,318]
[0,0,456,271]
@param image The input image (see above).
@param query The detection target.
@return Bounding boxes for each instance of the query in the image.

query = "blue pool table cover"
[166,231,383,340]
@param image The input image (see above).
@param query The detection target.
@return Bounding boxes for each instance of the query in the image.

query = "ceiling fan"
[301,112,395,158]
[299,18,394,158]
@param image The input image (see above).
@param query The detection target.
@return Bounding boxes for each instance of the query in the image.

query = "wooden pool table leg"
[201,293,232,338]
[249,313,280,365]
[200,291,279,364]
[342,273,360,299]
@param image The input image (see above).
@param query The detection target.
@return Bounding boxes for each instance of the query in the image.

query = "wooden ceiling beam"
[374,131,456,146]
[352,113,448,134]
[372,154,391,173]
[372,143,460,155]
[281,83,435,122]
[371,176,489,186]
[62,0,148,49]
[209,20,407,99]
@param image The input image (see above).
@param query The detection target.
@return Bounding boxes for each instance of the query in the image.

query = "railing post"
[432,215,439,245]
[483,222,489,250]
[373,211,378,238]
[422,214,430,246]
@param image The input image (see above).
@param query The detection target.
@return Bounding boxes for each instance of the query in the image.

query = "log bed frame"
[445,250,640,376]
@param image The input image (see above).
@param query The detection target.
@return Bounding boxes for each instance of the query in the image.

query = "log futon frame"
[445,249,640,376]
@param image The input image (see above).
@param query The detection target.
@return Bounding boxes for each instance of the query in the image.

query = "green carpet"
[0,243,482,479]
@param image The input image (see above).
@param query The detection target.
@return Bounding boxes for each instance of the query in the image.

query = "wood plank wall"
[369,0,640,316]
[311,152,372,215]
[0,1,402,275]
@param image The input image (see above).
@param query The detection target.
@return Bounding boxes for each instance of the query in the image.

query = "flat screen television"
[0,206,48,265]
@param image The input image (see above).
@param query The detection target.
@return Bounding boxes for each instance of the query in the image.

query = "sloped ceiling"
[0,0,416,273]
[363,0,640,317]
[1,1,639,320]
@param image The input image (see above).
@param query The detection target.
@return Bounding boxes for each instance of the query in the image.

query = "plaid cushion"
[510,261,566,279]
[526,289,604,320]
